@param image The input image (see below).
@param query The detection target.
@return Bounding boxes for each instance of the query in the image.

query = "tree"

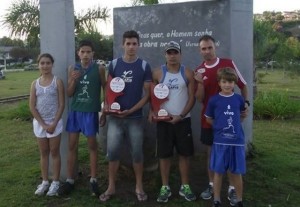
[9,47,29,60]
[75,6,110,34]
[262,11,284,23]
[1,0,110,46]
[275,37,300,63]
[2,0,39,47]
[253,18,285,62]
[0,37,24,47]
[76,31,113,61]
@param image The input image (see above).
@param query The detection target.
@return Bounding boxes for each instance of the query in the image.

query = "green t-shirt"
[71,62,101,112]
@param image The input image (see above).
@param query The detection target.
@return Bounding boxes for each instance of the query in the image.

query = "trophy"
[150,83,171,121]
[104,76,125,114]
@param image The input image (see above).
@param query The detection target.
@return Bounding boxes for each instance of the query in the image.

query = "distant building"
[283,11,300,21]
[0,46,14,64]
[254,10,300,21]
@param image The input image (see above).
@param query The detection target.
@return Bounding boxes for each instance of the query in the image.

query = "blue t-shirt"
[108,57,152,118]
[205,93,245,146]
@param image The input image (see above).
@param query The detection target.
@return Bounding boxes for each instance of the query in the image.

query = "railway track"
[0,94,30,104]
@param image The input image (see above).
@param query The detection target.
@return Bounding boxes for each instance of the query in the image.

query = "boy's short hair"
[122,30,140,44]
[217,67,238,83]
[78,39,94,51]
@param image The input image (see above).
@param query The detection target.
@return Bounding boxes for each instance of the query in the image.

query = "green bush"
[253,91,300,120]
[0,101,32,121]
[256,72,268,84]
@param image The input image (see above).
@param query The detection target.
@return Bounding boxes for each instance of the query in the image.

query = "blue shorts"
[210,144,246,175]
[106,116,144,163]
[66,111,99,137]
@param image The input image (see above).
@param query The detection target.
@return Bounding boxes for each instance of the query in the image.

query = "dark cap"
[165,41,181,53]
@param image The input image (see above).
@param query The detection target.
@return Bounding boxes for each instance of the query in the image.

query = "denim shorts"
[106,116,144,163]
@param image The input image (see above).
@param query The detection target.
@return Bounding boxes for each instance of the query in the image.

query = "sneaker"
[213,201,222,207]
[157,186,172,203]
[200,185,213,200]
[34,182,49,196]
[179,184,196,201]
[46,182,59,196]
[235,201,244,207]
[228,189,237,206]
[90,180,100,196]
[57,182,74,196]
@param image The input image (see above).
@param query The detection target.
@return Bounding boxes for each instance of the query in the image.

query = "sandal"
[99,192,114,202]
[136,192,148,201]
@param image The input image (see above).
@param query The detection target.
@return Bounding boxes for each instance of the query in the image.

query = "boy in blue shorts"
[205,67,246,207]
[57,40,106,196]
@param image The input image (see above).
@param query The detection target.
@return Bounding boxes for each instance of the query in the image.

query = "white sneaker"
[46,182,60,196]
[35,182,49,195]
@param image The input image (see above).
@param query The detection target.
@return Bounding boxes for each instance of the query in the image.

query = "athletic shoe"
[213,200,222,207]
[34,182,49,196]
[46,182,59,196]
[228,189,237,206]
[157,186,172,203]
[90,180,100,196]
[179,184,196,201]
[57,182,74,196]
[200,185,213,200]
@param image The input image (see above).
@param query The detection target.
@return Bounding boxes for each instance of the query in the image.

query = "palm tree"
[75,6,110,34]
[1,0,109,46]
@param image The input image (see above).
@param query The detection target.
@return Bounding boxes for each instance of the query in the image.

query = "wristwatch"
[245,100,250,107]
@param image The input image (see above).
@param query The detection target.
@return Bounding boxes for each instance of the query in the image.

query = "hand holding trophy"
[104,76,125,114]
[150,83,171,121]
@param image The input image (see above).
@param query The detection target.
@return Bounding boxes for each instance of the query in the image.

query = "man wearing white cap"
[149,41,196,203]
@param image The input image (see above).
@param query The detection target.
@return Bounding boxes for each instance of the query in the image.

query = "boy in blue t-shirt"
[99,30,152,202]
[205,67,246,207]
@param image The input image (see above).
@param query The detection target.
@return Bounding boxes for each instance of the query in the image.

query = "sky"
[0,0,299,38]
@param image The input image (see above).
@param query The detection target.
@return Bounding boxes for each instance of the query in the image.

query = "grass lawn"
[246,119,300,207]
[1,113,299,207]
[0,70,300,206]
[0,70,40,98]
[256,68,300,97]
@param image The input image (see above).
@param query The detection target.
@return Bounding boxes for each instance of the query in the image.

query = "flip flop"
[99,193,114,202]
[136,192,148,202]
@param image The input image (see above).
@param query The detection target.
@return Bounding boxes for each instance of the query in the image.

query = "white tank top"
[35,76,58,121]
[160,65,190,118]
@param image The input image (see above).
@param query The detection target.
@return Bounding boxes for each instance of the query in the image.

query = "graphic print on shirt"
[78,74,90,102]
[222,104,236,139]
[121,70,133,83]
[167,78,179,90]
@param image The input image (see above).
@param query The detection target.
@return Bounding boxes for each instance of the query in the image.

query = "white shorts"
[33,118,63,138]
